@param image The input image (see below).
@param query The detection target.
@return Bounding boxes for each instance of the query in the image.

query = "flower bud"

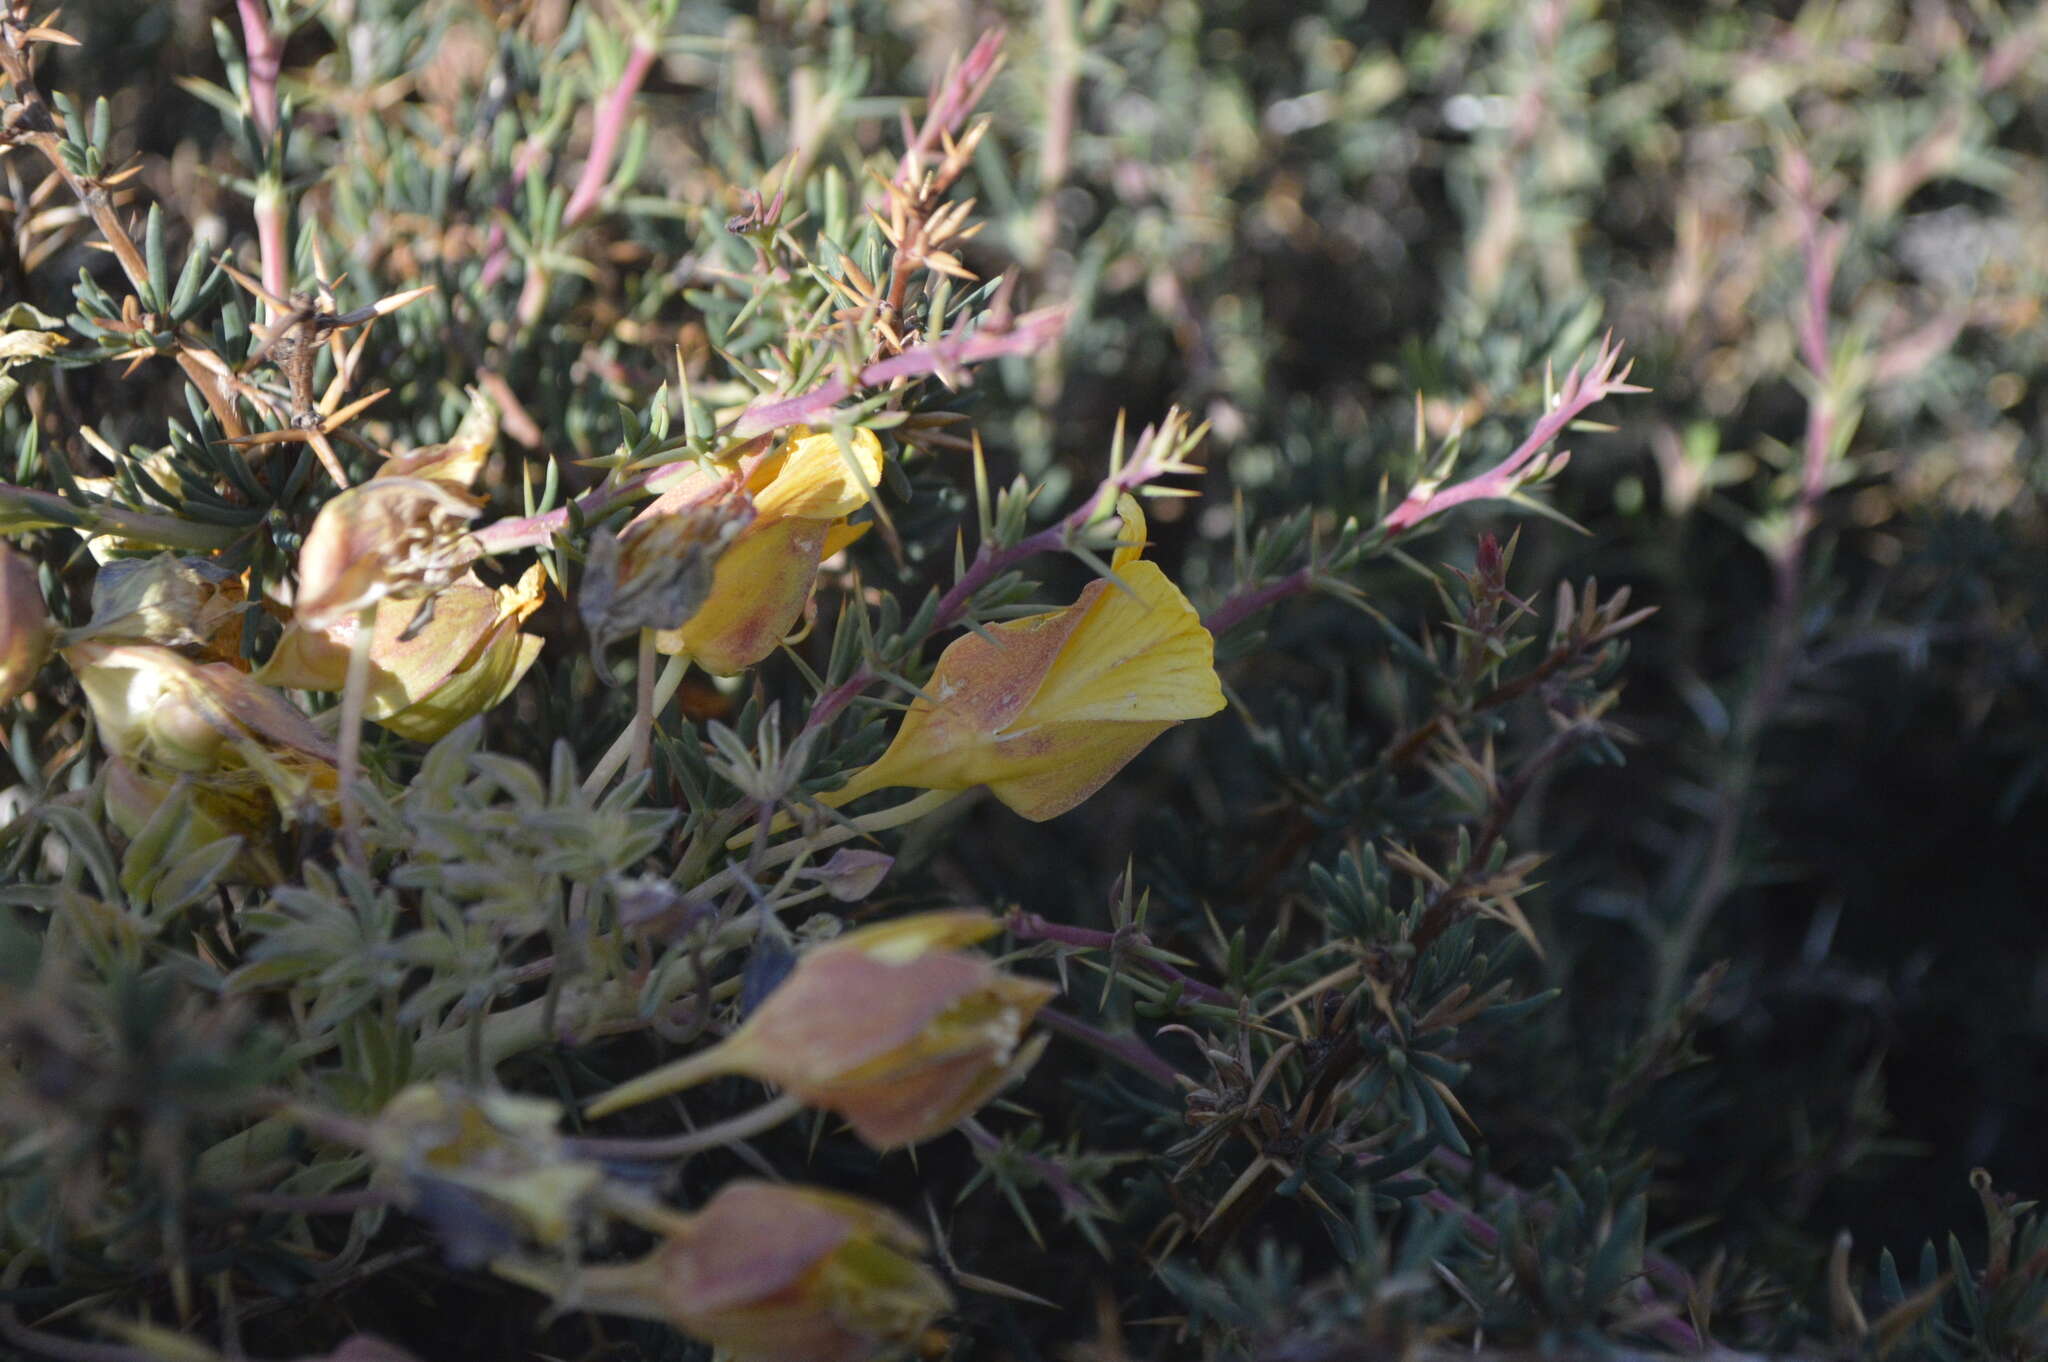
[295,477,482,629]
[0,545,54,706]
[559,1180,949,1362]
[587,910,1055,1149]
[823,496,1224,821]
[258,566,547,741]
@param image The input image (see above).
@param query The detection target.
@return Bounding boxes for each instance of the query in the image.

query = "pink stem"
[731,305,1066,437]
[478,138,550,290]
[895,29,1006,186]
[473,308,1066,557]
[1202,566,1314,637]
[513,42,657,322]
[1007,909,1236,1006]
[565,42,657,228]
[1786,154,1842,545]
[235,0,281,138]
[236,0,289,311]
[1381,335,1643,535]
[1203,338,1643,636]
[254,188,289,312]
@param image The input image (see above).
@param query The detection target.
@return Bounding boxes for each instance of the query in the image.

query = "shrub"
[2,2,2044,1360]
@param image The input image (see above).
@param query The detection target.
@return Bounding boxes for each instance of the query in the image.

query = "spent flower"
[0,544,54,705]
[520,1180,949,1362]
[644,425,882,674]
[368,1084,601,1252]
[587,909,1054,1149]
[579,477,755,665]
[295,477,483,630]
[258,565,547,741]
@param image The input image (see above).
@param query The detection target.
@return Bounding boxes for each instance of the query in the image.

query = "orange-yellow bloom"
[258,566,547,741]
[823,497,1223,821]
[543,1180,949,1362]
[586,910,1054,1149]
[639,426,881,675]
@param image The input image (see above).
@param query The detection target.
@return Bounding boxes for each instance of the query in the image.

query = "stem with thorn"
[0,17,248,435]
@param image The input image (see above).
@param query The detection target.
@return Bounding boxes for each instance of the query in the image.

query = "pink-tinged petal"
[660,516,829,674]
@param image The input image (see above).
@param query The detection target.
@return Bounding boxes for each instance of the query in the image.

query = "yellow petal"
[1111,492,1147,571]
[819,517,872,560]
[981,718,1178,821]
[832,908,1002,963]
[750,428,884,523]
[657,517,828,674]
[1013,562,1224,727]
[258,584,501,709]
[377,625,542,742]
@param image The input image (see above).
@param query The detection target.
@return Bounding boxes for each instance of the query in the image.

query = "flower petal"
[750,428,884,522]
[1012,562,1223,727]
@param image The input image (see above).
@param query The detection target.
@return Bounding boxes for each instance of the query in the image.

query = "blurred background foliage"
[4,0,2047,1358]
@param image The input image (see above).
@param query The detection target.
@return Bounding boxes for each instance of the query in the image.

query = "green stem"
[336,600,378,867]
[582,650,687,797]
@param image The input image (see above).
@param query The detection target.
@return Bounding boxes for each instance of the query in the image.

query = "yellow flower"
[0,544,53,706]
[642,426,881,675]
[586,910,1055,1150]
[579,477,755,660]
[823,496,1223,821]
[552,1180,949,1362]
[257,566,547,741]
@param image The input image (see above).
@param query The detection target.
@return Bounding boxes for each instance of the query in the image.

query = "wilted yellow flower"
[822,496,1223,821]
[368,1084,601,1251]
[641,426,882,675]
[103,756,288,885]
[295,477,482,630]
[374,387,499,486]
[75,553,248,664]
[552,1180,949,1362]
[579,478,756,661]
[65,639,338,816]
[0,301,67,414]
[258,565,546,741]
[587,910,1054,1149]
[0,544,53,706]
